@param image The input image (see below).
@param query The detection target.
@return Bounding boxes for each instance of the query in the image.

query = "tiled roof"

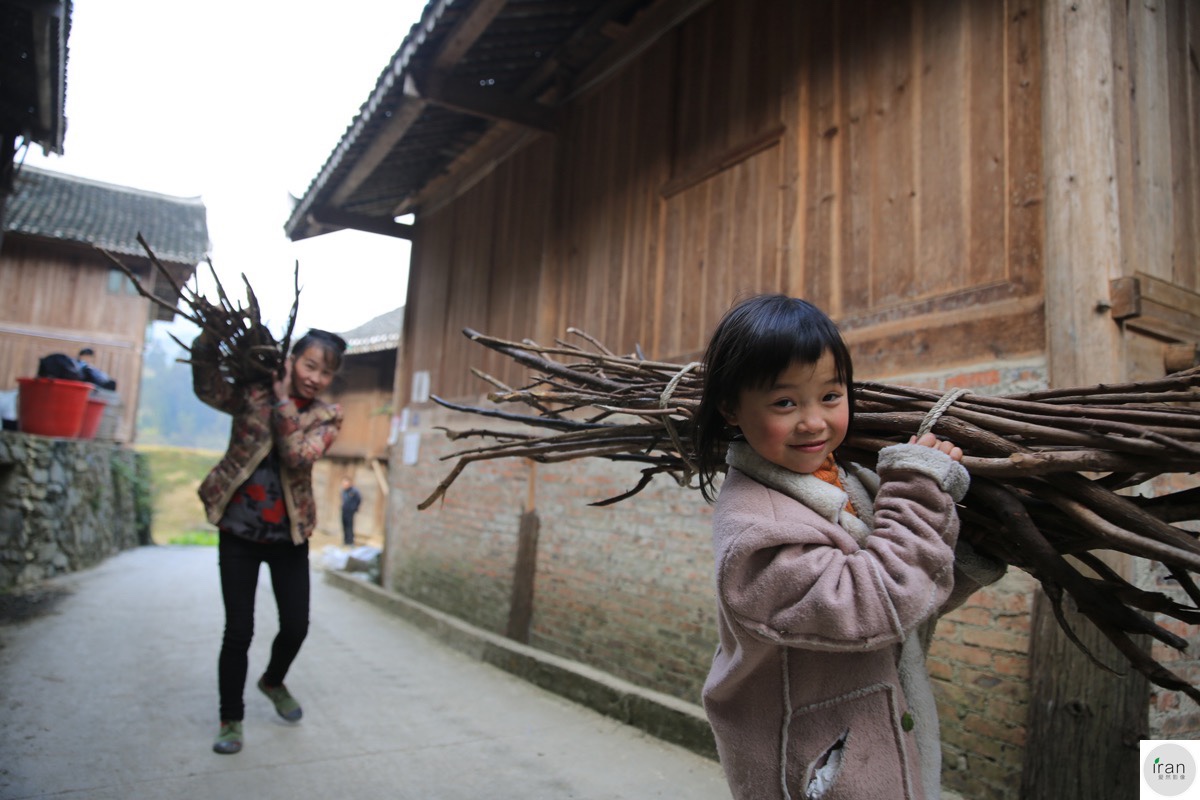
[3,164,210,265]
[339,305,404,355]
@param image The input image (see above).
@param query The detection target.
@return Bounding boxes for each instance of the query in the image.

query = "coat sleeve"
[272,401,343,470]
[190,331,241,414]
[716,446,966,652]
[942,538,1007,614]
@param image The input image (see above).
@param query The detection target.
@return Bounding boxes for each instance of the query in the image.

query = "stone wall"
[0,431,149,591]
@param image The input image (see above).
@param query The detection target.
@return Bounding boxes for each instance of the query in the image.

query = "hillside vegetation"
[136,445,221,545]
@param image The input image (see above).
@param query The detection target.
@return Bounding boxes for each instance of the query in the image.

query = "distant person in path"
[192,328,346,756]
[340,477,362,546]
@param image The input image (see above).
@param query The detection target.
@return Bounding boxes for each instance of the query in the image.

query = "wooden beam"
[506,460,539,643]
[403,123,543,218]
[513,0,647,98]
[1110,272,1200,343]
[307,207,415,240]
[0,322,136,349]
[1164,342,1200,373]
[1025,1,1149,798]
[370,458,389,496]
[564,0,715,102]
[420,73,558,132]
[323,0,511,217]
[329,90,427,207]
[432,0,509,71]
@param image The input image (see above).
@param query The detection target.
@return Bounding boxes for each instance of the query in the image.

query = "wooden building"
[0,164,209,442]
[313,306,404,545]
[286,1,1200,797]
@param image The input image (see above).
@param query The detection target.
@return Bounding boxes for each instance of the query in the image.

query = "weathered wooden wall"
[311,350,396,542]
[409,0,1044,396]
[325,350,395,461]
[0,238,152,442]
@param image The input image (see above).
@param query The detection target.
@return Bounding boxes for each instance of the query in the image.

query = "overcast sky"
[21,0,428,343]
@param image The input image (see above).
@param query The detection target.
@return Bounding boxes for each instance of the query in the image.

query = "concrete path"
[0,546,729,800]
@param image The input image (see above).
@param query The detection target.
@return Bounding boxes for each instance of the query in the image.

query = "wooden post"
[1024,1,1149,797]
[506,460,540,643]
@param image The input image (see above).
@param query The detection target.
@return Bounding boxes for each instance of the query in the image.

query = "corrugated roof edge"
[345,333,402,356]
[284,0,456,239]
[339,305,405,356]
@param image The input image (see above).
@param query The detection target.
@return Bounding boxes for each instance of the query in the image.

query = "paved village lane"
[0,546,729,800]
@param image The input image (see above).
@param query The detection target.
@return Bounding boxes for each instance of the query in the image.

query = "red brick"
[962,626,1026,654]
[992,652,1030,680]
[947,369,1001,389]
[934,640,994,668]
[946,606,993,627]
[927,657,954,682]
[964,714,1026,747]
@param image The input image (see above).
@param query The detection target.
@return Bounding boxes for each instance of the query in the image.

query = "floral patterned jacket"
[192,333,343,545]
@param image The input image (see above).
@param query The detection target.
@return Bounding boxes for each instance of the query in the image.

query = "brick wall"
[933,569,1036,799]
[389,412,716,702]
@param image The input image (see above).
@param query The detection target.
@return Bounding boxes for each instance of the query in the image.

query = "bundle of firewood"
[97,234,299,387]
[422,327,1200,702]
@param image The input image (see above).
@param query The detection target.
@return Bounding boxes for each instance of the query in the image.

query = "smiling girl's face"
[720,350,850,475]
[289,345,338,400]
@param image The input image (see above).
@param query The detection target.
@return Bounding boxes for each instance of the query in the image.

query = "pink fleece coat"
[703,441,999,800]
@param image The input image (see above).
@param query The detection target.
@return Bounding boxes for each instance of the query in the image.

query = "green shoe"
[212,720,243,755]
[257,677,303,721]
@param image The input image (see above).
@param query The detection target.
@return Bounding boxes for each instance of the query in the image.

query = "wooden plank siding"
[0,238,153,441]
[402,0,1045,403]
[410,141,555,400]
[1128,0,1195,293]
[325,350,396,461]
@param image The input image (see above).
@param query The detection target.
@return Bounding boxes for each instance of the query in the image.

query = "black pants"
[217,532,310,721]
[341,512,355,545]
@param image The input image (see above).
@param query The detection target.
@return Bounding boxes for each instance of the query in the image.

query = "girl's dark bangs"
[739,317,833,389]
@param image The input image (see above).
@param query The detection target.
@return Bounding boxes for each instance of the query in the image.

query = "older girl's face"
[289,345,337,400]
[721,351,849,475]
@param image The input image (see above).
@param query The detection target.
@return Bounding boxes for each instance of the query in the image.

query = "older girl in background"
[192,328,346,755]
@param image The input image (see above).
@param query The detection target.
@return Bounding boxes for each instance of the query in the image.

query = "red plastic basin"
[77,397,107,439]
[17,377,94,437]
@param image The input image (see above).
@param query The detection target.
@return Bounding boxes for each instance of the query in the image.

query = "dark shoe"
[257,677,302,721]
[212,720,243,754]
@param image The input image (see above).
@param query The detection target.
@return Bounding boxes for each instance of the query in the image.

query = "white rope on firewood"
[917,387,969,438]
[659,361,702,479]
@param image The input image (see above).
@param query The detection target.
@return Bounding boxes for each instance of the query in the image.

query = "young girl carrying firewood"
[692,293,1004,800]
[193,328,346,756]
